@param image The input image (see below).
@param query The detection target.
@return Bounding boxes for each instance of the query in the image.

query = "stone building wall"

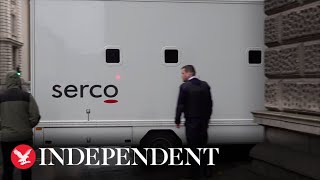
[264,0,320,115]
[0,0,23,87]
[251,1,320,180]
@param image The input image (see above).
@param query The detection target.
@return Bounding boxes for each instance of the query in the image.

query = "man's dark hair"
[181,65,196,76]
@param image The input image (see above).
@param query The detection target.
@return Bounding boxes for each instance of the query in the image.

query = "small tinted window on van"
[165,49,178,63]
[106,49,120,63]
[248,50,262,64]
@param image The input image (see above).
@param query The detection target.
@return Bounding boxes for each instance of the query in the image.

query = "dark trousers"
[185,118,209,180]
[1,140,33,180]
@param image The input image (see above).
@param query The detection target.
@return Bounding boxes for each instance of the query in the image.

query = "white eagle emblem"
[13,148,32,165]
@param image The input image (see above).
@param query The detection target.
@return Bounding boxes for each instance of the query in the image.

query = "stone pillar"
[251,1,320,180]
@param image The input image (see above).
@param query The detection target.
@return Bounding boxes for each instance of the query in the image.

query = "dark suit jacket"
[175,78,213,125]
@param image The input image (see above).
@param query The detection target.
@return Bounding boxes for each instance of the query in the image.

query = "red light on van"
[104,99,118,104]
[116,74,121,81]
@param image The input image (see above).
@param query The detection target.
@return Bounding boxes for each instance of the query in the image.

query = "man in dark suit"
[175,65,213,180]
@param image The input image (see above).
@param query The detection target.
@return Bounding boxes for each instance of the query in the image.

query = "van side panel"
[32,0,265,146]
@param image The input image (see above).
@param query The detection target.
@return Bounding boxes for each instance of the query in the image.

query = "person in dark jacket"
[175,65,213,180]
[0,71,41,180]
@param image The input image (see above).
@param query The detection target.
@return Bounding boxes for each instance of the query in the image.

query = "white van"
[31,0,265,148]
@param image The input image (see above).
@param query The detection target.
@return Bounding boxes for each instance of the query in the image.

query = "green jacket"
[0,72,41,142]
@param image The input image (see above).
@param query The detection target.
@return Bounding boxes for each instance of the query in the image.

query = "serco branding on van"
[52,84,119,104]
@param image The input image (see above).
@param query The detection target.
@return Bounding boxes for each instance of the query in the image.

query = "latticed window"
[11,14,16,36]
[12,47,17,70]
